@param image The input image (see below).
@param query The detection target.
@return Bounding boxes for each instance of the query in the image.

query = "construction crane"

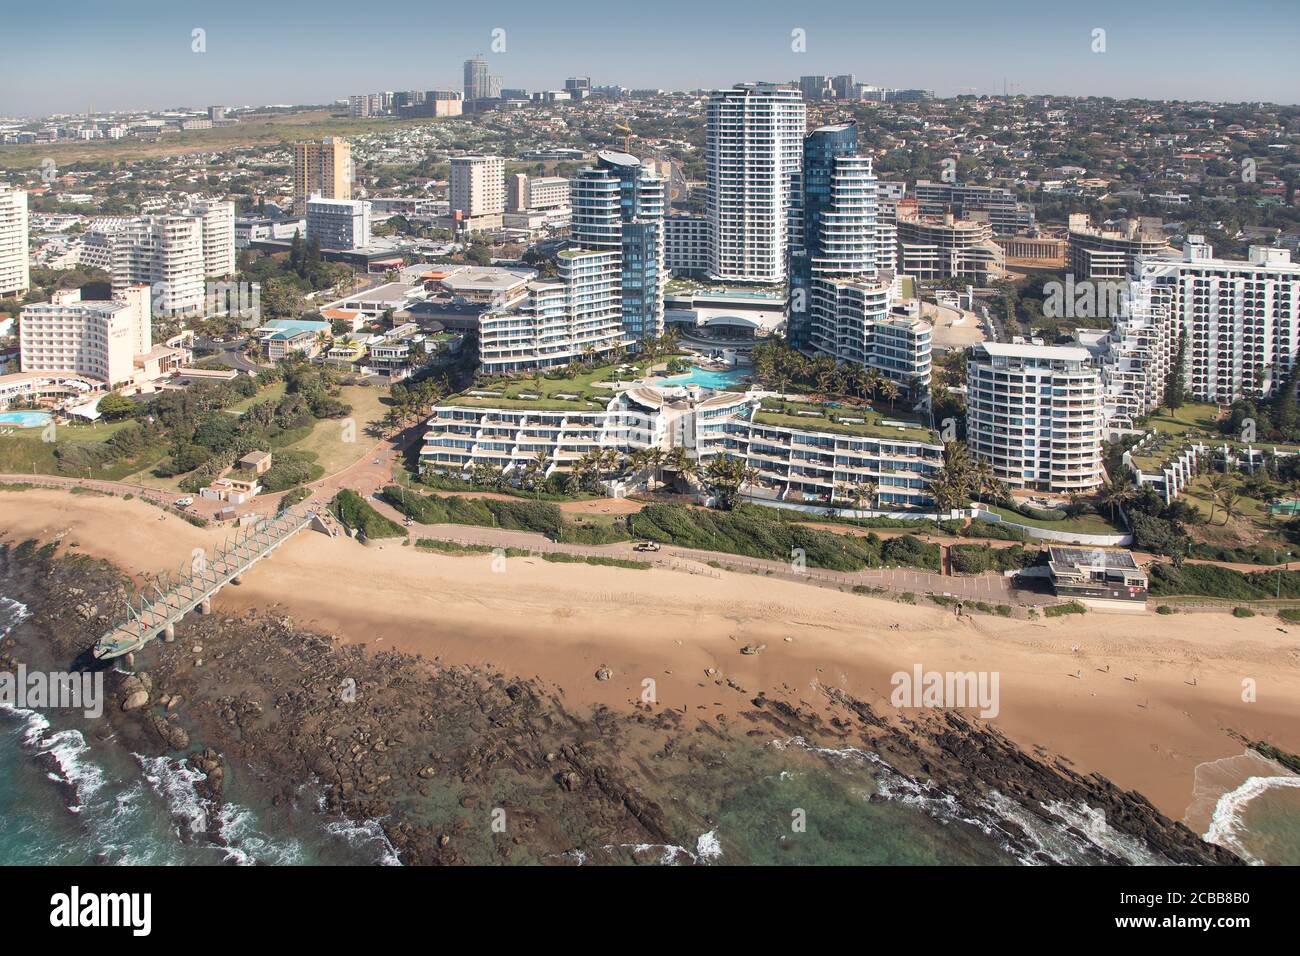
[612,122,633,154]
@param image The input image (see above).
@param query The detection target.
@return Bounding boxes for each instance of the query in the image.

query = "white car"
[175,497,194,507]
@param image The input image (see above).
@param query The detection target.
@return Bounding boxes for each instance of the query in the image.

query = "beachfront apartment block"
[477,248,624,374]
[185,198,237,278]
[1125,238,1300,404]
[788,123,879,350]
[966,342,1104,494]
[706,83,806,283]
[0,183,30,299]
[421,385,944,509]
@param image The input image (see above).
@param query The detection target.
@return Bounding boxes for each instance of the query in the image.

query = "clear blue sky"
[3,0,1298,116]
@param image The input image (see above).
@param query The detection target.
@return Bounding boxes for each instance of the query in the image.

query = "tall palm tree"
[1204,472,1234,525]
[1098,473,1137,524]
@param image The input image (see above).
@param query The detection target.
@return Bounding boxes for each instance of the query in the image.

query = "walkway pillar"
[163,623,175,642]
[198,597,212,615]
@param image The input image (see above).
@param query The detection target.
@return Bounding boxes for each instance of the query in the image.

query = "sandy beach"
[4,486,1300,822]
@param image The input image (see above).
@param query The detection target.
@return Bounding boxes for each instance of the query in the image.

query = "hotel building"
[19,286,152,387]
[966,342,1104,493]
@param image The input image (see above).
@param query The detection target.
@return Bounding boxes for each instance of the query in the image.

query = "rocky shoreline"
[0,539,1240,865]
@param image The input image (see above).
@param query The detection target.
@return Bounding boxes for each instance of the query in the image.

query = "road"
[193,335,263,373]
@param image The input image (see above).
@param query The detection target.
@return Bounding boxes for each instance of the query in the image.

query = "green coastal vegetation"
[330,489,405,539]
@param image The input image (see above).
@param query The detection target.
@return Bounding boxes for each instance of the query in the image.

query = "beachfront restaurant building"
[1047,547,1148,608]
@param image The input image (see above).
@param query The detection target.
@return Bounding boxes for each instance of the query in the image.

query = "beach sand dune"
[4,487,1299,821]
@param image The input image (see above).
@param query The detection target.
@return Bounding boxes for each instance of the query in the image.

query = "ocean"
[3,592,1298,866]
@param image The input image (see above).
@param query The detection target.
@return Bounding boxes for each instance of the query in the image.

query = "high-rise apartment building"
[0,183,30,299]
[184,198,236,278]
[571,151,666,345]
[789,123,877,348]
[449,155,505,231]
[306,197,372,250]
[966,342,1104,494]
[1125,238,1300,404]
[293,138,352,216]
[705,83,806,284]
[477,249,624,374]
[111,215,206,316]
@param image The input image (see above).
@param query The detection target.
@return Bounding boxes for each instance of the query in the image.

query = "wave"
[772,735,1168,865]
[0,595,30,641]
[324,816,402,866]
[1204,774,1300,865]
[1186,750,1300,864]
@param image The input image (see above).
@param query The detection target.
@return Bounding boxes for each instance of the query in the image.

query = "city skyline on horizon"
[3,0,1299,117]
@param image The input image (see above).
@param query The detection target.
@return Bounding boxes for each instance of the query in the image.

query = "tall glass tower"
[571,150,666,347]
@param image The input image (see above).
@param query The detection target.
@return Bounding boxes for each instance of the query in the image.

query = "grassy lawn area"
[225,381,286,414]
[1180,475,1272,524]
[0,418,163,481]
[444,359,672,412]
[1147,403,1220,437]
[981,503,1126,535]
[282,384,388,477]
[754,398,936,443]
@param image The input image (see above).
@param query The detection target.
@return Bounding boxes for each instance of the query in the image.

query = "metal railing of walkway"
[93,506,317,660]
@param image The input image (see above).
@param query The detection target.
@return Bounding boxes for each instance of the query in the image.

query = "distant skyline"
[3,0,1299,116]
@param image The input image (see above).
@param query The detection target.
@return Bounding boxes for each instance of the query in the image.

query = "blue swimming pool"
[656,366,749,389]
[0,411,53,428]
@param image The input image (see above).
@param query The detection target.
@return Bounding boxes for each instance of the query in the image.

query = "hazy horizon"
[3,0,1299,117]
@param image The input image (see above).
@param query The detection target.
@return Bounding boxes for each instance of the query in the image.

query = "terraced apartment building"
[420,382,944,510]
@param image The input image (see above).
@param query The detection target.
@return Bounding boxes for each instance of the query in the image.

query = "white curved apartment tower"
[706,83,806,284]
[966,342,1103,493]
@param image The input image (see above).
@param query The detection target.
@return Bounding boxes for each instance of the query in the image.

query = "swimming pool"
[655,366,749,389]
[0,411,53,428]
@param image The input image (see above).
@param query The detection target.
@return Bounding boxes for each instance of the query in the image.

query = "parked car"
[633,541,661,552]
[175,497,194,507]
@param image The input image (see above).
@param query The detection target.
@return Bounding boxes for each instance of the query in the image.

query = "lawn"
[1147,403,1220,437]
[753,398,936,443]
[980,503,1126,536]
[443,359,670,412]
[0,418,163,481]
[285,384,388,476]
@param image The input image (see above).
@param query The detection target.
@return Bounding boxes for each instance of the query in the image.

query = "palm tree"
[1098,473,1137,524]
[853,479,878,513]
[1204,472,1234,525]
[876,376,899,409]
